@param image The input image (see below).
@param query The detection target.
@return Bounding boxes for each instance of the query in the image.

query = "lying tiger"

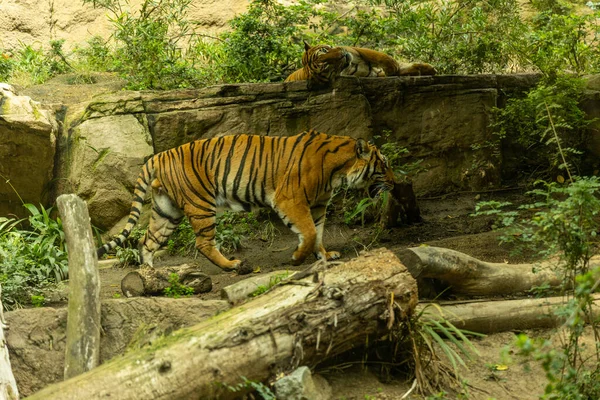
[285,41,437,85]
[97,130,395,271]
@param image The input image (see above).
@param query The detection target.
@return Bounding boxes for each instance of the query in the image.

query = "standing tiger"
[97,130,395,271]
[284,41,437,85]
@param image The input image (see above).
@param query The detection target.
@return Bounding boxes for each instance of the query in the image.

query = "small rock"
[274,366,332,400]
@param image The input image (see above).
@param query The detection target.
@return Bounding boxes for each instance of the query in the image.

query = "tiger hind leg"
[187,211,241,271]
[311,204,340,261]
[140,181,184,267]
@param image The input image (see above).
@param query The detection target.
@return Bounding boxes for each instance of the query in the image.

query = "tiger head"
[347,138,396,198]
[302,41,350,85]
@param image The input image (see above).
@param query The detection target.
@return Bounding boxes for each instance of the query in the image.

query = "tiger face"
[294,41,350,85]
[347,139,396,198]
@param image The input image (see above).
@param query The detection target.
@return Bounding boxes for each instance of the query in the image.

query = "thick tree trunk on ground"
[397,246,563,296]
[56,194,101,380]
[419,294,600,334]
[0,285,19,400]
[121,265,212,297]
[26,249,418,400]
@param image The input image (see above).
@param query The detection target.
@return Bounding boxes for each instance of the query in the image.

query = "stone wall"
[0,74,552,229]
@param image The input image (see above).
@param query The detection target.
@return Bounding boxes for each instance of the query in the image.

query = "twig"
[400,379,417,399]
[544,101,573,182]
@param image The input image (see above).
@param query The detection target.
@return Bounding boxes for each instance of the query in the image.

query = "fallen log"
[26,249,418,400]
[220,270,295,305]
[397,246,563,297]
[419,293,600,334]
[0,285,19,400]
[121,264,212,297]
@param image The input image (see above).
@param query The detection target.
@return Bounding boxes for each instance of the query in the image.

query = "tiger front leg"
[188,213,241,271]
[311,204,340,261]
[276,202,317,266]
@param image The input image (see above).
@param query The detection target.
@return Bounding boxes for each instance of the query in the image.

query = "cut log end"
[121,272,145,298]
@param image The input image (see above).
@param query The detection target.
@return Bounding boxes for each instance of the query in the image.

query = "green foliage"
[1,40,71,85]
[72,36,116,72]
[219,0,318,82]
[163,272,194,298]
[116,247,140,266]
[215,211,261,253]
[347,0,527,74]
[249,271,291,297]
[82,0,202,89]
[30,294,46,308]
[474,176,600,399]
[492,74,590,179]
[167,218,197,256]
[0,52,13,81]
[376,131,424,178]
[0,203,68,310]
[525,1,600,76]
[383,301,483,395]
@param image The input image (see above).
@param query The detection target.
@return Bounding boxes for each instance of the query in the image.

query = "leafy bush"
[219,0,318,82]
[473,176,600,398]
[492,74,590,180]
[2,40,71,85]
[82,0,201,89]
[0,204,68,309]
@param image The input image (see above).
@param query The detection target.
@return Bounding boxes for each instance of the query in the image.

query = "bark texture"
[26,249,418,400]
[56,194,101,380]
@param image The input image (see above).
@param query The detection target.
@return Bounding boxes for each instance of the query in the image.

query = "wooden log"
[0,285,19,400]
[419,293,600,334]
[397,246,563,296]
[26,249,418,400]
[220,270,295,305]
[56,194,101,380]
[121,265,212,297]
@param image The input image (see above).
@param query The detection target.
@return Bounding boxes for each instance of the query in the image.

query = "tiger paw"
[235,262,253,275]
[325,251,341,261]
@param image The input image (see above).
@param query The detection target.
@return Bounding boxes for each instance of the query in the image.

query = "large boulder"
[66,113,153,230]
[0,83,57,219]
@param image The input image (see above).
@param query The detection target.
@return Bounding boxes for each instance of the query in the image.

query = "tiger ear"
[356,138,372,160]
[303,40,312,51]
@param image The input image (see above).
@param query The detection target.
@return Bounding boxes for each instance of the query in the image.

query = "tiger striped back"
[97,130,395,271]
